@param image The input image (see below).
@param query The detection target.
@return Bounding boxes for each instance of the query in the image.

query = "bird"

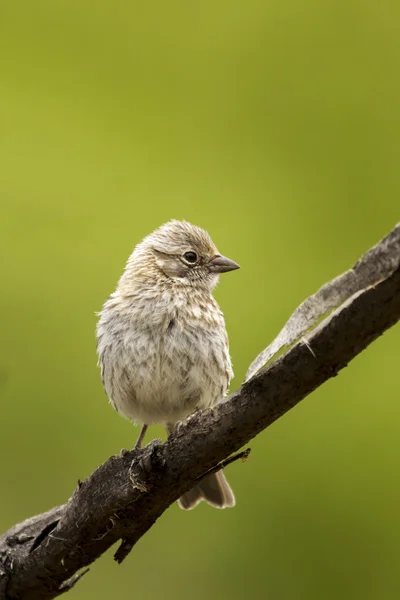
[96,220,240,510]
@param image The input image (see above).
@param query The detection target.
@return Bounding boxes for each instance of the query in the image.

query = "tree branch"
[1,224,399,600]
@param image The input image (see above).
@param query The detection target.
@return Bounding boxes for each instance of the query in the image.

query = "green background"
[1,1,399,599]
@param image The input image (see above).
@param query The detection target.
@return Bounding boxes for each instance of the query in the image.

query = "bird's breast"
[97,293,232,425]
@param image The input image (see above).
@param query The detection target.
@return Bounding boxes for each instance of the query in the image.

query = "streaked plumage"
[96,220,239,509]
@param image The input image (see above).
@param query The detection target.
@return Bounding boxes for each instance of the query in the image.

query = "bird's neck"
[113,273,216,323]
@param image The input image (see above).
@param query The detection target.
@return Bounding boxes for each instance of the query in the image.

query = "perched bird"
[96,220,239,509]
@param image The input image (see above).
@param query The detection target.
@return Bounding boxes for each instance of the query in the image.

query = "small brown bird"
[96,220,239,509]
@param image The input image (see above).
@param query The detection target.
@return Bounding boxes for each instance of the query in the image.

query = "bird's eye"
[183,251,198,264]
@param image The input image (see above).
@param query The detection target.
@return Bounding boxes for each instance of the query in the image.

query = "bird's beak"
[209,254,240,273]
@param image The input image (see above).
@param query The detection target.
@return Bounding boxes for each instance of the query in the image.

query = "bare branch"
[1,224,399,600]
[58,569,90,595]
[247,223,400,379]
[197,448,252,479]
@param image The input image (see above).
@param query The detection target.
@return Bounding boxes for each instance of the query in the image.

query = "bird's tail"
[178,470,235,510]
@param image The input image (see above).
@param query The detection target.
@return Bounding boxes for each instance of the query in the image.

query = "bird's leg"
[165,422,177,437]
[134,424,148,449]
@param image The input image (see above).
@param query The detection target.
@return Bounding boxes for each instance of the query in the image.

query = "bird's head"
[121,220,239,291]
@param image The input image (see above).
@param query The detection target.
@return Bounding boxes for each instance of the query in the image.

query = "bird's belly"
[106,324,226,426]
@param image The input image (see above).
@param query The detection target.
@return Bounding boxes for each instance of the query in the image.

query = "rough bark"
[1,224,399,600]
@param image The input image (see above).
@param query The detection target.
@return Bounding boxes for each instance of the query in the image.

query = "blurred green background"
[1,1,399,598]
